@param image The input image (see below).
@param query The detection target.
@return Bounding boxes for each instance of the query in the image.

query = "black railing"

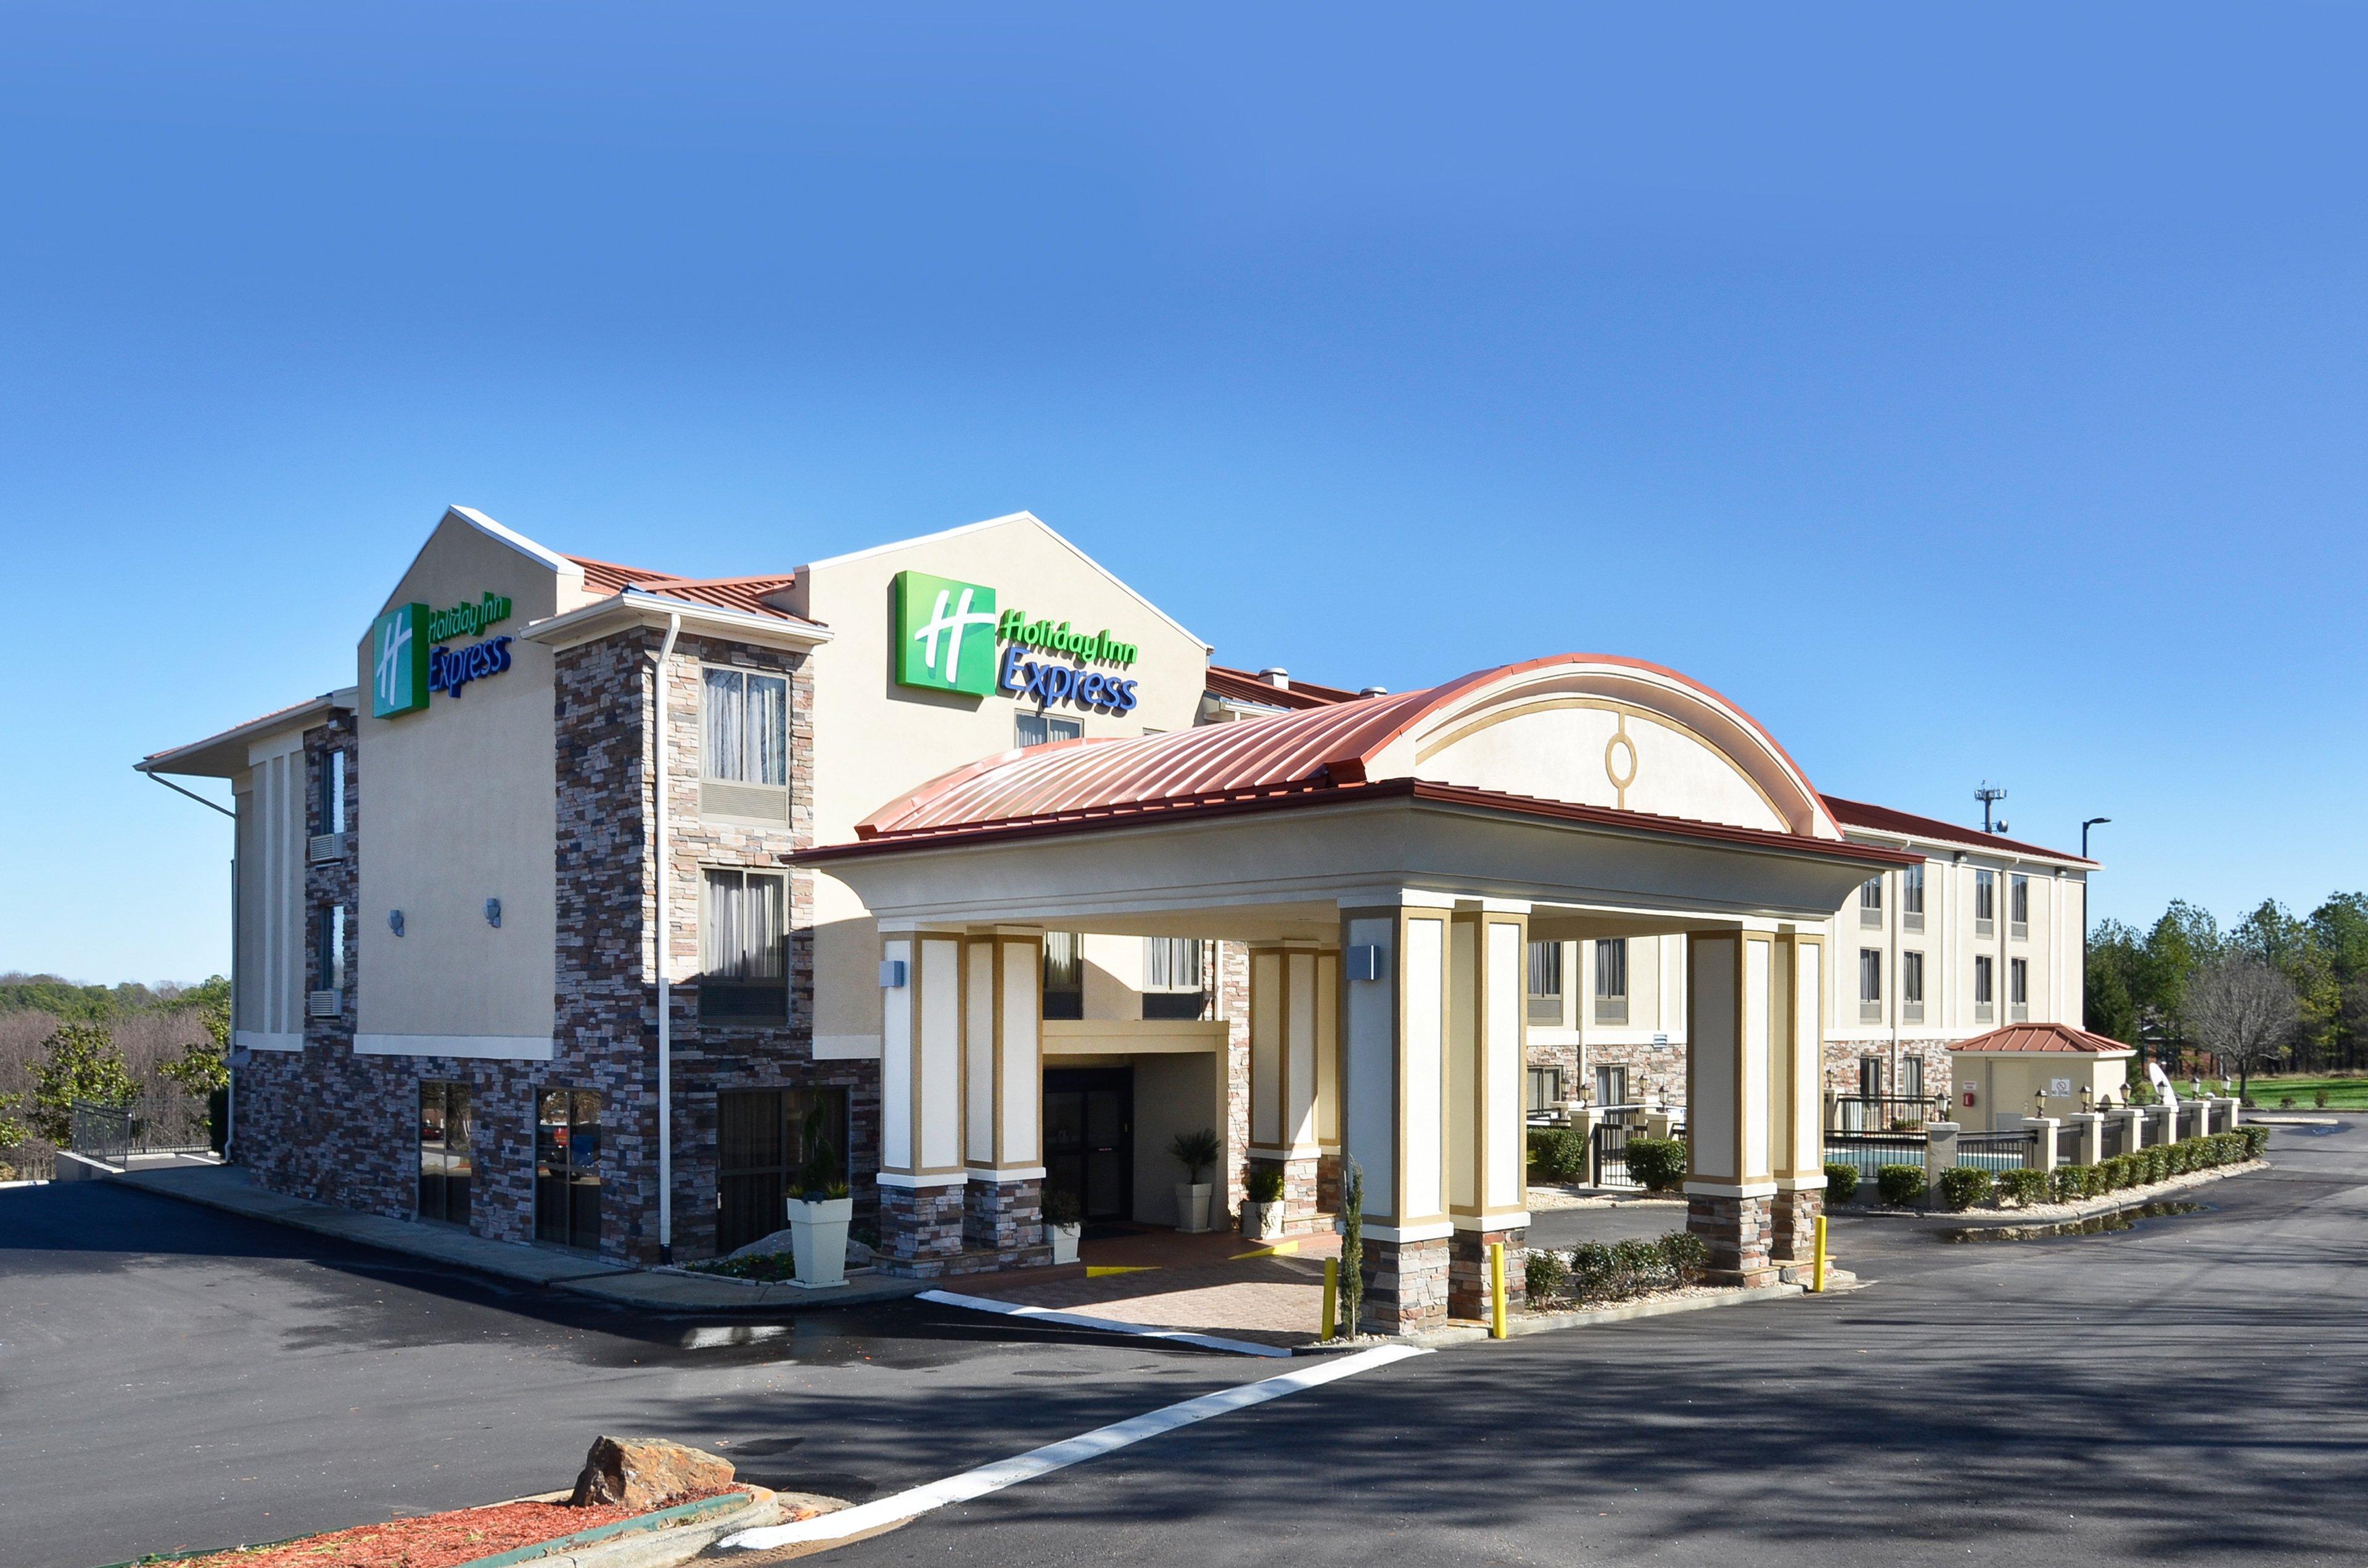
[70,1101,134,1167]
[1830,1094,1946,1133]
[2056,1123,2085,1165]
[1825,1129,1927,1178]
[1957,1129,2036,1173]
[1589,1109,1649,1188]
[2102,1118,2129,1159]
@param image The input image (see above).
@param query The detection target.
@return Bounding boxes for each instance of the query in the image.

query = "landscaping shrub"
[1527,1127,1589,1184]
[1996,1168,2050,1207]
[2052,1164,2103,1202]
[2168,1140,2197,1176]
[1658,1229,1709,1285]
[1938,1167,1992,1211]
[2141,1146,2170,1184]
[2240,1125,2271,1160]
[2098,1155,2132,1191]
[1624,1137,1688,1193]
[2314,1088,2330,1109]
[1567,1241,1618,1302]
[1876,1164,1926,1208]
[2279,1094,2296,1109]
[1246,1165,1285,1204]
[1610,1231,1667,1298]
[1823,1161,1861,1205]
[2207,1133,2242,1166]
[1525,1248,1569,1302]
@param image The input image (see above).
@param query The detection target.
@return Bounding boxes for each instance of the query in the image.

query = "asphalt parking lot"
[6,1120,2362,1568]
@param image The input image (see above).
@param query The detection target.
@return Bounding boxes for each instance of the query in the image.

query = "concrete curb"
[473,1490,796,1568]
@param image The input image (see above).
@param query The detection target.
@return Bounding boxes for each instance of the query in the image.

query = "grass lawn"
[2243,1073,2368,1110]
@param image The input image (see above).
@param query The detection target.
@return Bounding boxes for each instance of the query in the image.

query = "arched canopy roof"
[853,654,1843,845]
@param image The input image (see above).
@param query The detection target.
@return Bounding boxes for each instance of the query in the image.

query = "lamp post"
[2079,817,2110,1032]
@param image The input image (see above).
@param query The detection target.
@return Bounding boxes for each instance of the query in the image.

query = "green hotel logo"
[895,570,1000,696]
[371,602,430,718]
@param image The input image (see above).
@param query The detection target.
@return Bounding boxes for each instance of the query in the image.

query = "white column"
[1449,903,1529,1233]
[1339,895,1455,1241]
[880,930,966,1189]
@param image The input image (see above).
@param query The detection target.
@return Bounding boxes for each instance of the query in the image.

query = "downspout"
[653,612,683,1263]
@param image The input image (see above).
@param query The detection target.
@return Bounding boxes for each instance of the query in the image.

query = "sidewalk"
[107,1160,938,1311]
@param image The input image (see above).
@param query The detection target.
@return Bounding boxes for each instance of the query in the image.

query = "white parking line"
[916,1287,1293,1357]
[718,1342,1427,1551]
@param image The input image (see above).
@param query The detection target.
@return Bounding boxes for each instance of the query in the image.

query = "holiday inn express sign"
[371,591,515,718]
[894,569,1141,716]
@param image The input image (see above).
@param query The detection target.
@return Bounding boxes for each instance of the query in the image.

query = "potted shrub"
[1170,1128,1220,1233]
[1243,1165,1287,1240]
[1041,1185,1083,1265]
[785,1100,852,1289]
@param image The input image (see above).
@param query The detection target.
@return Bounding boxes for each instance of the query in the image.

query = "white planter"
[786,1196,853,1289]
[1047,1221,1081,1265]
[1174,1181,1213,1233]
[1243,1201,1286,1241]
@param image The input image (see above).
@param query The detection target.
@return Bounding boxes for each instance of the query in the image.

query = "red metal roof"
[1948,1022,2134,1055]
[1204,663,1365,710]
[1821,794,2095,867]
[807,774,1918,867]
[565,556,813,625]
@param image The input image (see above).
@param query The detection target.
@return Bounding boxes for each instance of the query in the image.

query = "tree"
[30,1022,139,1144]
[2184,956,2300,1099]
[158,975,232,1106]
[2309,893,2368,1065]
[2084,919,2144,1041]
[1337,1155,1364,1340]
[2134,901,2221,1064]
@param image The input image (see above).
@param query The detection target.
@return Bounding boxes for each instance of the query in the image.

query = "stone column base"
[1769,1186,1822,1263]
[1361,1235,1450,1334]
[964,1175,1043,1254]
[1249,1153,1330,1234]
[1686,1192,1778,1288]
[878,1181,964,1269]
[1317,1151,1343,1215]
[1449,1225,1529,1320]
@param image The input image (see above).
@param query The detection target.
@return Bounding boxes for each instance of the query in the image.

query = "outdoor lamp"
[2081,1085,2094,1112]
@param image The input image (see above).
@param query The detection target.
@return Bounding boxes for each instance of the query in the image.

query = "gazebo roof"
[1948,1022,2135,1057]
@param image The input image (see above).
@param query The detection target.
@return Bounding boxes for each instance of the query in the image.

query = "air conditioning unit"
[306,990,342,1019]
[308,832,347,864]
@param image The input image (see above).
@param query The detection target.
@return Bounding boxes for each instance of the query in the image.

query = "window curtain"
[747,673,787,785]
[704,670,744,781]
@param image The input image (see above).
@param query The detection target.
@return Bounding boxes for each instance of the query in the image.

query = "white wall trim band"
[353,1033,556,1061]
[1682,1179,1780,1200]
[1364,1220,1456,1244]
[1450,1210,1533,1232]
[234,1030,302,1053]
[875,1172,969,1190]
[962,1166,1049,1182]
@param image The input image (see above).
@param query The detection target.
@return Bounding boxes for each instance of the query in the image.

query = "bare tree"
[2185,956,2300,1099]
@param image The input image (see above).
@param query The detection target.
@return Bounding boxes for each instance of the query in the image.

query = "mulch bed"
[160,1489,734,1568]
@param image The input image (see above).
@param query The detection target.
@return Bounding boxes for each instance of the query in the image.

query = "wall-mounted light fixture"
[388,909,405,937]
[485,898,502,929]
[879,958,908,989]
[1345,944,1383,982]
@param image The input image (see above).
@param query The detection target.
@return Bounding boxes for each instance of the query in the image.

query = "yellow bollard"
[1812,1213,1828,1293]
[1489,1241,1508,1339]
[1322,1257,1338,1339]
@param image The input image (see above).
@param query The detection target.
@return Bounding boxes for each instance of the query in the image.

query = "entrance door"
[1043,1069,1133,1223]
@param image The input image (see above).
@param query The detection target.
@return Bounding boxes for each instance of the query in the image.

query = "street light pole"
[2080,817,2110,1034]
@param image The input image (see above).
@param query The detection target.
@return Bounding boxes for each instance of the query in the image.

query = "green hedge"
[1823,1160,1861,1205]
[1938,1167,1992,1211]
[1625,1137,1688,1193]
[1527,1127,1589,1184]
[1547,1229,1710,1305]
[1996,1168,2050,1207]
[2240,1124,2271,1159]
[1877,1164,1926,1207]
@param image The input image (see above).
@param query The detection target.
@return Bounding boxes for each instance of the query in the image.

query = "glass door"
[535,1089,602,1250]
[1043,1069,1133,1223]
[417,1081,472,1226]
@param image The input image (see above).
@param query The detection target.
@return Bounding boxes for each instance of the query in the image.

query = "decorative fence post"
[2068,1111,2105,1167]
[2113,1106,2148,1153]
[2025,1117,2060,1174]
[1923,1120,1960,1205]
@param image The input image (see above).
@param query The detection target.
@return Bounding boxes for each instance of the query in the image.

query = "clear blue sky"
[4,4,2361,983]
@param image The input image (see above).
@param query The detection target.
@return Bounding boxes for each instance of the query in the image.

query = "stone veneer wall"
[233,623,878,1268]
[1216,940,1251,1221]
[1820,1036,1955,1117]
[1574,1035,1688,1106]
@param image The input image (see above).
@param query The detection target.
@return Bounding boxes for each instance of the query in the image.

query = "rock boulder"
[569,1436,735,1510]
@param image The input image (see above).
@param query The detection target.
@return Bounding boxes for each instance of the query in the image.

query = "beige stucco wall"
[784,514,1211,1058]
[1955,1052,2129,1130]
[353,512,575,1056]
[1418,706,1785,833]
[231,731,310,1052]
